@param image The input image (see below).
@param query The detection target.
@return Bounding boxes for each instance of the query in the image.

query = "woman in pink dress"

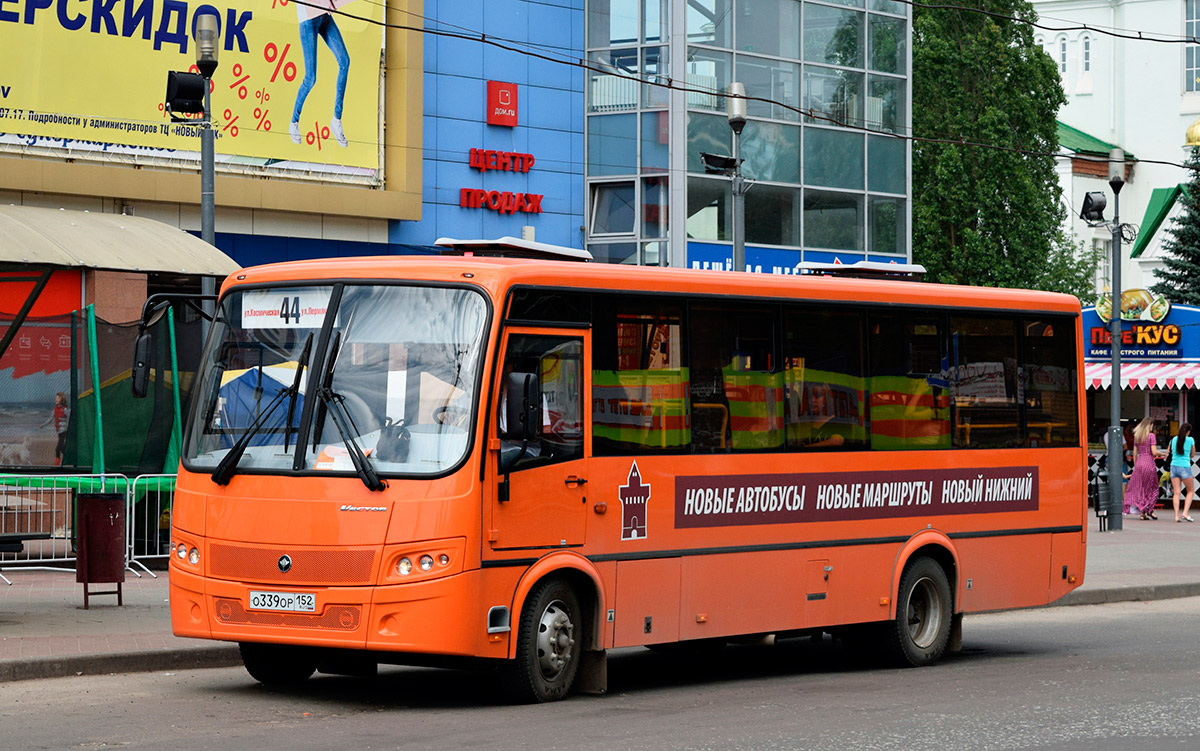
[1124,417,1165,519]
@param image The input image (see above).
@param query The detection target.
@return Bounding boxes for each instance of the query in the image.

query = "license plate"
[248,590,316,612]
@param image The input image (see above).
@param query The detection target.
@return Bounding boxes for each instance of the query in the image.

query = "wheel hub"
[906,576,943,649]
[536,599,575,680]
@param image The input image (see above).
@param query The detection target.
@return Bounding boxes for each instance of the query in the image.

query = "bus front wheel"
[239,642,317,685]
[887,557,952,667]
[502,578,582,703]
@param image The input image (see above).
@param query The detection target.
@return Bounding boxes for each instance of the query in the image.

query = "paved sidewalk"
[1,515,1197,683]
[0,565,239,682]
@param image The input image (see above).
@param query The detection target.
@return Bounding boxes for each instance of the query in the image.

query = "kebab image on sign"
[1096,289,1171,323]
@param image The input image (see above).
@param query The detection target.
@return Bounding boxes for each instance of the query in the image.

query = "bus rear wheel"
[502,578,582,703]
[239,642,317,685]
[886,557,952,667]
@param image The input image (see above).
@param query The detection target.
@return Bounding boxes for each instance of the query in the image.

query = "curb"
[1054,582,1200,607]
[0,645,241,683]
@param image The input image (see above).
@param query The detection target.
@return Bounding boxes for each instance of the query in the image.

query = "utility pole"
[728,82,747,272]
[195,14,219,334]
[1107,148,1125,531]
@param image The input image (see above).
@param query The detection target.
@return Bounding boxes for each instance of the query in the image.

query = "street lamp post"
[194,14,220,324]
[728,83,747,272]
[1108,148,1125,531]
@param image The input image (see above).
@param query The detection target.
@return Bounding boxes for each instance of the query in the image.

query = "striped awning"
[1084,361,1200,389]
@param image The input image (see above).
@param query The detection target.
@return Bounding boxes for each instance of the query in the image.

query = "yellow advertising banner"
[0,0,383,170]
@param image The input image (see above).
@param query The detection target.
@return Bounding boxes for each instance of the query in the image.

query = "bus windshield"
[184,283,489,477]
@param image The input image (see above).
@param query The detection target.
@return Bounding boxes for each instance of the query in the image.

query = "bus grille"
[213,598,362,630]
[208,543,377,585]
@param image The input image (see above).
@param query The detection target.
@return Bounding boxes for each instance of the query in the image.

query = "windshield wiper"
[311,331,341,454]
[317,387,386,492]
[211,334,312,486]
[282,334,314,452]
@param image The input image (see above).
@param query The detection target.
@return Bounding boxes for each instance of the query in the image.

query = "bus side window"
[783,307,867,451]
[499,335,584,470]
[688,303,781,453]
[950,316,1019,449]
[868,313,951,450]
[591,296,687,455]
[1021,317,1079,447]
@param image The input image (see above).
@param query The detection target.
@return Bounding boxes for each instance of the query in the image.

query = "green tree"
[913,1,1097,297]
[1150,148,1200,304]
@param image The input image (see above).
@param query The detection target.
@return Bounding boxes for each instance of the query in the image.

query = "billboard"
[0,0,383,174]
[1082,301,1200,361]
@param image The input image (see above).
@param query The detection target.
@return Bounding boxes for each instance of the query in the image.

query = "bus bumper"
[169,564,507,659]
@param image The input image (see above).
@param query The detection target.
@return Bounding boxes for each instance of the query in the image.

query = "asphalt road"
[5,598,1200,751]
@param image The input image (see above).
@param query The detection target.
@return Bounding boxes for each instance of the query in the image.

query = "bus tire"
[886,556,952,667]
[239,642,317,685]
[502,578,581,703]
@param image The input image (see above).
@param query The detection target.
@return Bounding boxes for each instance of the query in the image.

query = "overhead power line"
[238,1,1200,170]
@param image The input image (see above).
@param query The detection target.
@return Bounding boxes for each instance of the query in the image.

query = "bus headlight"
[381,538,465,584]
[176,543,187,559]
[188,547,200,566]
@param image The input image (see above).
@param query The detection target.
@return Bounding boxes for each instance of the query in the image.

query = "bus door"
[488,328,590,550]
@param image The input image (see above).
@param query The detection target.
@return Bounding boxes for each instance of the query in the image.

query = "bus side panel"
[812,543,900,629]
[1049,531,1085,603]
[955,534,1053,613]
[613,558,680,646]
[169,565,210,639]
[368,571,497,657]
[679,551,804,640]
[172,485,205,539]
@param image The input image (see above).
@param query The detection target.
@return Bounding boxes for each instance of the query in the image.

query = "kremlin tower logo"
[619,461,649,540]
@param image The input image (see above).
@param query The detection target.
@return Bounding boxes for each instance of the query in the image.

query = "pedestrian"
[1123,417,1165,520]
[1168,422,1198,523]
[41,391,69,466]
[1123,419,1136,476]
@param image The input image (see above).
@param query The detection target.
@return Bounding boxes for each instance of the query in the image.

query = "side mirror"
[504,371,540,441]
[131,330,152,398]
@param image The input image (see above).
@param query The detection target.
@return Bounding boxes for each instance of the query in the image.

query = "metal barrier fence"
[0,473,175,580]
[128,474,176,574]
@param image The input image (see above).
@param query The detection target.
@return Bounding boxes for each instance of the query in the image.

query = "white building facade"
[1031,0,1197,294]
[1033,0,1200,436]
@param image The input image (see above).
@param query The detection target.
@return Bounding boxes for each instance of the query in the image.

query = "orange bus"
[161,248,1085,702]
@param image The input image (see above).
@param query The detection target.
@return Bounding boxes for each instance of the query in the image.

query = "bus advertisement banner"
[675,466,1038,528]
[0,0,383,171]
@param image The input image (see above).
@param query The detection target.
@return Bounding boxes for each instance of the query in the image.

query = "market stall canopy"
[1084,361,1200,390]
[0,205,239,276]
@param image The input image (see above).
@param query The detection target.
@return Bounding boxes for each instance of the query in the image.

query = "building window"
[804,189,863,251]
[591,181,637,236]
[1058,37,1067,74]
[1093,237,1111,290]
[589,0,641,48]
[1082,35,1091,73]
[588,114,638,176]
[687,0,731,47]
[868,195,905,255]
[585,0,911,265]
[686,176,732,241]
[1188,0,1200,93]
